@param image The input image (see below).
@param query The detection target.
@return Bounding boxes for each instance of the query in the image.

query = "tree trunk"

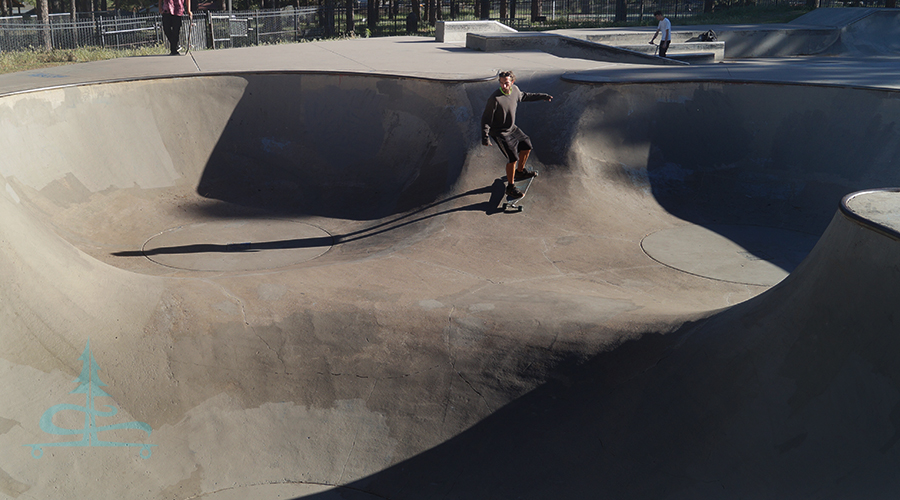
[703,0,713,13]
[345,0,353,33]
[367,0,378,33]
[480,0,489,19]
[37,0,52,50]
[530,0,541,22]
[500,0,507,20]
[321,0,334,36]
[614,0,626,22]
[805,0,819,8]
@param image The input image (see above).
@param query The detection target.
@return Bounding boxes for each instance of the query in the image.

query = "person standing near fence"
[160,0,192,55]
[650,11,671,57]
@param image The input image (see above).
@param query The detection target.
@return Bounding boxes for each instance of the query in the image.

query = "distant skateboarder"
[481,71,553,199]
[650,11,671,57]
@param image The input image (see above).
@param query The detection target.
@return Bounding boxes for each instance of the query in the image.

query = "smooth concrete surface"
[435,20,517,42]
[3,10,900,499]
[466,31,687,65]
[554,8,900,58]
[615,41,725,62]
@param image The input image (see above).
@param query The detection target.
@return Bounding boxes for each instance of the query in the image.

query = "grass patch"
[0,45,168,75]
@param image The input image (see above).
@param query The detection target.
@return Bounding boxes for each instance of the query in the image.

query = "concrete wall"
[435,20,517,43]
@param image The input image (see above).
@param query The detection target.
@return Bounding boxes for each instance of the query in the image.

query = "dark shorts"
[492,127,533,163]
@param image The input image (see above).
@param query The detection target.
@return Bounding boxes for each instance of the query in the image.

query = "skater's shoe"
[505,184,524,199]
[514,169,537,181]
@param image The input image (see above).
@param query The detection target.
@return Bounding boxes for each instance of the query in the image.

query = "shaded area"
[552,80,900,266]
[194,73,480,221]
[110,183,505,268]
[298,203,900,499]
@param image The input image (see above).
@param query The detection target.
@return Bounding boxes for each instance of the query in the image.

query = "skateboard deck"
[502,172,537,212]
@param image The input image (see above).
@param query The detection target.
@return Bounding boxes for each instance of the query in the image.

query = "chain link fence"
[0,0,865,52]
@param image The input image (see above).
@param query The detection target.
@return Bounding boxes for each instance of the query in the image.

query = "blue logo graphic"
[24,340,155,459]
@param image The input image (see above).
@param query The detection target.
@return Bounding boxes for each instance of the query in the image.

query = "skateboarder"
[481,71,553,199]
[159,0,192,55]
[650,11,671,57]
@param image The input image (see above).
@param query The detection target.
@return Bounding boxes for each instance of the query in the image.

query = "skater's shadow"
[112,180,509,258]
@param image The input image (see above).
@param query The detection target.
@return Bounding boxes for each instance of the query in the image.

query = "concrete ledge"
[618,41,724,62]
[667,52,717,64]
[435,20,517,43]
[467,32,688,66]
[554,26,837,58]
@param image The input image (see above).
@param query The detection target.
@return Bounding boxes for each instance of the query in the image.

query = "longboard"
[501,173,537,212]
[184,19,194,55]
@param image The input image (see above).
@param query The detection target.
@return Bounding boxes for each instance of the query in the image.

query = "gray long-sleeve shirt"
[481,85,551,141]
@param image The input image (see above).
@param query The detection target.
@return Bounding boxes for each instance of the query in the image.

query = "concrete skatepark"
[2,7,900,499]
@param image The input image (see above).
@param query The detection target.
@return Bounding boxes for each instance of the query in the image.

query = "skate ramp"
[792,7,900,56]
[334,189,900,499]
[2,71,900,498]
[830,9,900,55]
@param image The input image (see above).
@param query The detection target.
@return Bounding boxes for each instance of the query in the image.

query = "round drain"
[641,224,819,286]
[142,219,333,272]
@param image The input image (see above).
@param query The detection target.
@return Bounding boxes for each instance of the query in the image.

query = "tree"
[345,0,353,32]
[530,0,541,22]
[36,0,52,50]
[367,0,378,33]
[615,0,625,22]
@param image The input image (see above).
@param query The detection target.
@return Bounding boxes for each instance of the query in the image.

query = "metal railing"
[0,0,865,53]
[208,7,324,48]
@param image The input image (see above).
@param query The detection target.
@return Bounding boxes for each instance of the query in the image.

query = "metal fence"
[0,8,334,52]
[208,7,322,47]
[0,0,863,53]
[0,12,166,51]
